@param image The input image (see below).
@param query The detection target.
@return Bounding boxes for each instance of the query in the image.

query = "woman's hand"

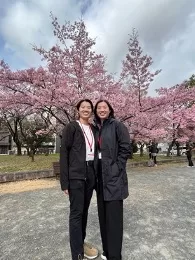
[64,189,69,195]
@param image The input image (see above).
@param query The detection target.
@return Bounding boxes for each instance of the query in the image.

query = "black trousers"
[69,162,96,260]
[152,155,157,164]
[97,161,123,260]
[187,155,194,166]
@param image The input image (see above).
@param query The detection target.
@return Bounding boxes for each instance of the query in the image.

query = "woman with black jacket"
[60,99,98,260]
[93,100,131,260]
[186,143,194,167]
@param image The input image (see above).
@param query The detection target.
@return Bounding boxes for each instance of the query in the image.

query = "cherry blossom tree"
[30,14,114,129]
[0,62,53,156]
[1,19,195,158]
[118,29,163,154]
[120,29,161,102]
[0,16,117,149]
[20,115,55,161]
[157,84,195,155]
[0,61,32,155]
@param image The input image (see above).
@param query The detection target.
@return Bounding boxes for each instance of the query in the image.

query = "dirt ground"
[0,163,186,195]
[1,164,195,260]
[0,178,59,194]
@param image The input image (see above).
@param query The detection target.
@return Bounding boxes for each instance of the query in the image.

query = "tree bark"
[16,143,22,156]
[140,144,144,157]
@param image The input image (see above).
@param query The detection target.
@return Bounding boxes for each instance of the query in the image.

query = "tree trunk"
[166,139,180,156]
[15,142,22,155]
[167,141,175,157]
[176,142,181,156]
[11,118,23,155]
[167,145,171,156]
[31,153,35,162]
[140,144,144,157]
[29,150,35,162]
[26,147,30,156]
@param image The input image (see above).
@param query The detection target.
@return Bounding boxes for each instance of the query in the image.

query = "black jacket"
[60,121,95,190]
[151,143,158,153]
[186,145,193,157]
[94,118,131,201]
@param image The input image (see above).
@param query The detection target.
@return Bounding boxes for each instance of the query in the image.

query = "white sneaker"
[101,252,107,260]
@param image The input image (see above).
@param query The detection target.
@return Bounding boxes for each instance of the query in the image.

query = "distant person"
[60,99,98,260]
[186,143,194,167]
[151,141,158,166]
[147,141,152,159]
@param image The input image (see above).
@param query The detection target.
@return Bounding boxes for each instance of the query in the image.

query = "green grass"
[0,154,60,173]
[131,154,153,162]
[130,153,185,162]
[0,153,185,173]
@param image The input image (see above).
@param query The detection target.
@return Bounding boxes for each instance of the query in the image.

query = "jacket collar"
[93,117,115,128]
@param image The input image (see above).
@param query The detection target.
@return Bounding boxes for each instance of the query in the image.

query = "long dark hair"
[76,99,93,111]
[94,100,115,121]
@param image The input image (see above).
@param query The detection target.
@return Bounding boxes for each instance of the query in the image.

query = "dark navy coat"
[94,118,131,201]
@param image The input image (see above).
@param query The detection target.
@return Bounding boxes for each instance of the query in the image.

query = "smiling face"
[78,101,93,120]
[96,101,111,120]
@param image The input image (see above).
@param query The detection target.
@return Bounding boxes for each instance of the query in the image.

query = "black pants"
[69,162,96,260]
[187,155,194,166]
[97,161,123,260]
[152,155,157,164]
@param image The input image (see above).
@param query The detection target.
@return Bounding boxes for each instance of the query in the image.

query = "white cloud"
[0,0,195,94]
[84,0,195,94]
[0,0,81,67]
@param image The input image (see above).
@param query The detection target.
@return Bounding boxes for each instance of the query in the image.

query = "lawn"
[0,153,184,173]
[0,154,60,173]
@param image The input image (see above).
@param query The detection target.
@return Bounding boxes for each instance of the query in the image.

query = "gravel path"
[1,163,195,260]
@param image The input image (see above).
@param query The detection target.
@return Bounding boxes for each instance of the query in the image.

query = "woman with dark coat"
[151,142,158,166]
[93,100,131,260]
[186,143,194,167]
[60,99,98,260]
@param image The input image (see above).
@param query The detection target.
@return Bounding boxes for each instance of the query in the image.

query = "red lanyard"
[97,125,102,150]
[80,123,93,152]
[98,136,101,149]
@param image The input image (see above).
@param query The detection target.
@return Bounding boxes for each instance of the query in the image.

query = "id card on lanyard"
[87,151,94,161]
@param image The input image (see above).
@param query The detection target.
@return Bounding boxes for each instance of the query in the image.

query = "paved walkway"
[0,164,195,260]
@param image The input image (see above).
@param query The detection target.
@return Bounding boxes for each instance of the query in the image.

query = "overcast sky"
[0,0,195,95]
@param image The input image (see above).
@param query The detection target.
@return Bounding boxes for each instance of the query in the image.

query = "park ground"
[0,154,187,173]
[0,163,195,260]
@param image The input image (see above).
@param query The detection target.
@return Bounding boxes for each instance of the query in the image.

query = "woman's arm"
[116,122,131,170]
[60,123,75,191]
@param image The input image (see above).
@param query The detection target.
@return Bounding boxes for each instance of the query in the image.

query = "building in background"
[0,130,12,154]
